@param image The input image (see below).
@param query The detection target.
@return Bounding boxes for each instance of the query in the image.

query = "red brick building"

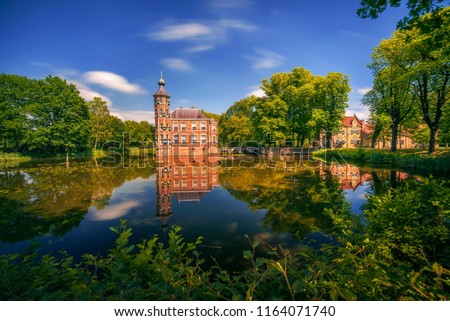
[153,74,218,161]
[153,73,219,227]
[328,114,416,149]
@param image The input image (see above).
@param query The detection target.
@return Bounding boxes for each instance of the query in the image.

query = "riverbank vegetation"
[1,178,448,300]
[313,148,450,171]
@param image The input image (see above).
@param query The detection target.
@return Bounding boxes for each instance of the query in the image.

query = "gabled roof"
[343,114,363,127]
[171,107,207,119]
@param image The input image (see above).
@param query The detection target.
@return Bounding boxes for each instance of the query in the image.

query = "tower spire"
[158,61,165,86]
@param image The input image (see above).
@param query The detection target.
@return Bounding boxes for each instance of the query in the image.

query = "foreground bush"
[1,180,449,300]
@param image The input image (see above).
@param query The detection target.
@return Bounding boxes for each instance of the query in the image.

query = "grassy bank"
[313,148,450,171]
[0,152,32,162]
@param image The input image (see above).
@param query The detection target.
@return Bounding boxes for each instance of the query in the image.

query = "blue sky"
[0,0,409,123]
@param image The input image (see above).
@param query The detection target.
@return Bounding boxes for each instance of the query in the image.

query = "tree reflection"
[0,158,154,242]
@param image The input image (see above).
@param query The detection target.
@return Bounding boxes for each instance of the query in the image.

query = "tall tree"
[364,46,417,151]
[219,96,258,145]
[313,73,351,148]
[0,74,34,151]
[260,68,316,146]
[25,76,91,154]
[373,8,450,153]
[88,97,112,150]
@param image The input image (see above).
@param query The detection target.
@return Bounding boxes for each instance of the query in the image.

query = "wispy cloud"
[355,87,372,95]
[111,109,155,125]
[184,44,215,52]
[218,19,256,31]
[67,79,113,106]
[339,29,370,39]
[83,71,145,94]
[246,85,265,98]
[249,48,284,69]
[147,19,255,52]
[163,58,193,71]
[149,23,214,41]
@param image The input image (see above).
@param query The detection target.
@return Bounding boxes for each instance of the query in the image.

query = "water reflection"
[155,147,219,230]
[0,158,155,243]
[0,153,430,271]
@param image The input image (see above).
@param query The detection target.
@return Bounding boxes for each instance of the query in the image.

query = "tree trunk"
[391,122,398,152]
[326,132,332,149]
[371,128,381,148]
[94,137,98,151]
[428,125,438,154]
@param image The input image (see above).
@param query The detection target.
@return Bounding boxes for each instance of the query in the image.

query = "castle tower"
[154,70,173,227]
[153,69,172,161]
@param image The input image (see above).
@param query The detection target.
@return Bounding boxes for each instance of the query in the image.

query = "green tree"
[87,97,112,150]
[123,120,154,147]
[200,109,221,122]
[0,74,34,151]
[219,96,258,145]
[366,113,392,148]
[363,47,417,151]
[374,8,450,153]
[313,73,351,148]
[357,0,449,28]
[25,76,91,154]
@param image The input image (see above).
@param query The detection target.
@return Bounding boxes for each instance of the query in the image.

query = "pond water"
[0,155,437,271]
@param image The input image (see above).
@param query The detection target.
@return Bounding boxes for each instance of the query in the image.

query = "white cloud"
[250,48,284,69]
[89,200,139,221]
[147,19,255,52]
[246,85,265,98]
[218,19,256,31]
[163,58,193,71]
[149,23,214,41]
[184,44,215,52]
[356,87,372,95]
[111,109,155,125]
[83,71,144,94]
[67,79,113,106]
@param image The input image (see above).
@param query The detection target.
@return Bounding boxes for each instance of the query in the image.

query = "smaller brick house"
[332,114,364,148]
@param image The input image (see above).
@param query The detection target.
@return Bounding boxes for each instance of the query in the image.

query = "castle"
[153,73,219,225]
[153,73,219,162]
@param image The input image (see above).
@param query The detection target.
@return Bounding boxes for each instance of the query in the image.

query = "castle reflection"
[155,149,219,229]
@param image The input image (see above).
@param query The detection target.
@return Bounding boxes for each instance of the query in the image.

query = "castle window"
[201,167,207,176]
[173,123,178,131]
[181,123,186,130]
[201,134,206,144]
[192,123,197,130]
[182,180,187,188]
[173,134,179,144]
[201,180,207,188]
[192,180,198,188]
[201,122,206,130]
[212,136,216,144]
[193,168,198,176]
[192,134,197,144]
[181,135,187,144]
[212,125,216,132]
